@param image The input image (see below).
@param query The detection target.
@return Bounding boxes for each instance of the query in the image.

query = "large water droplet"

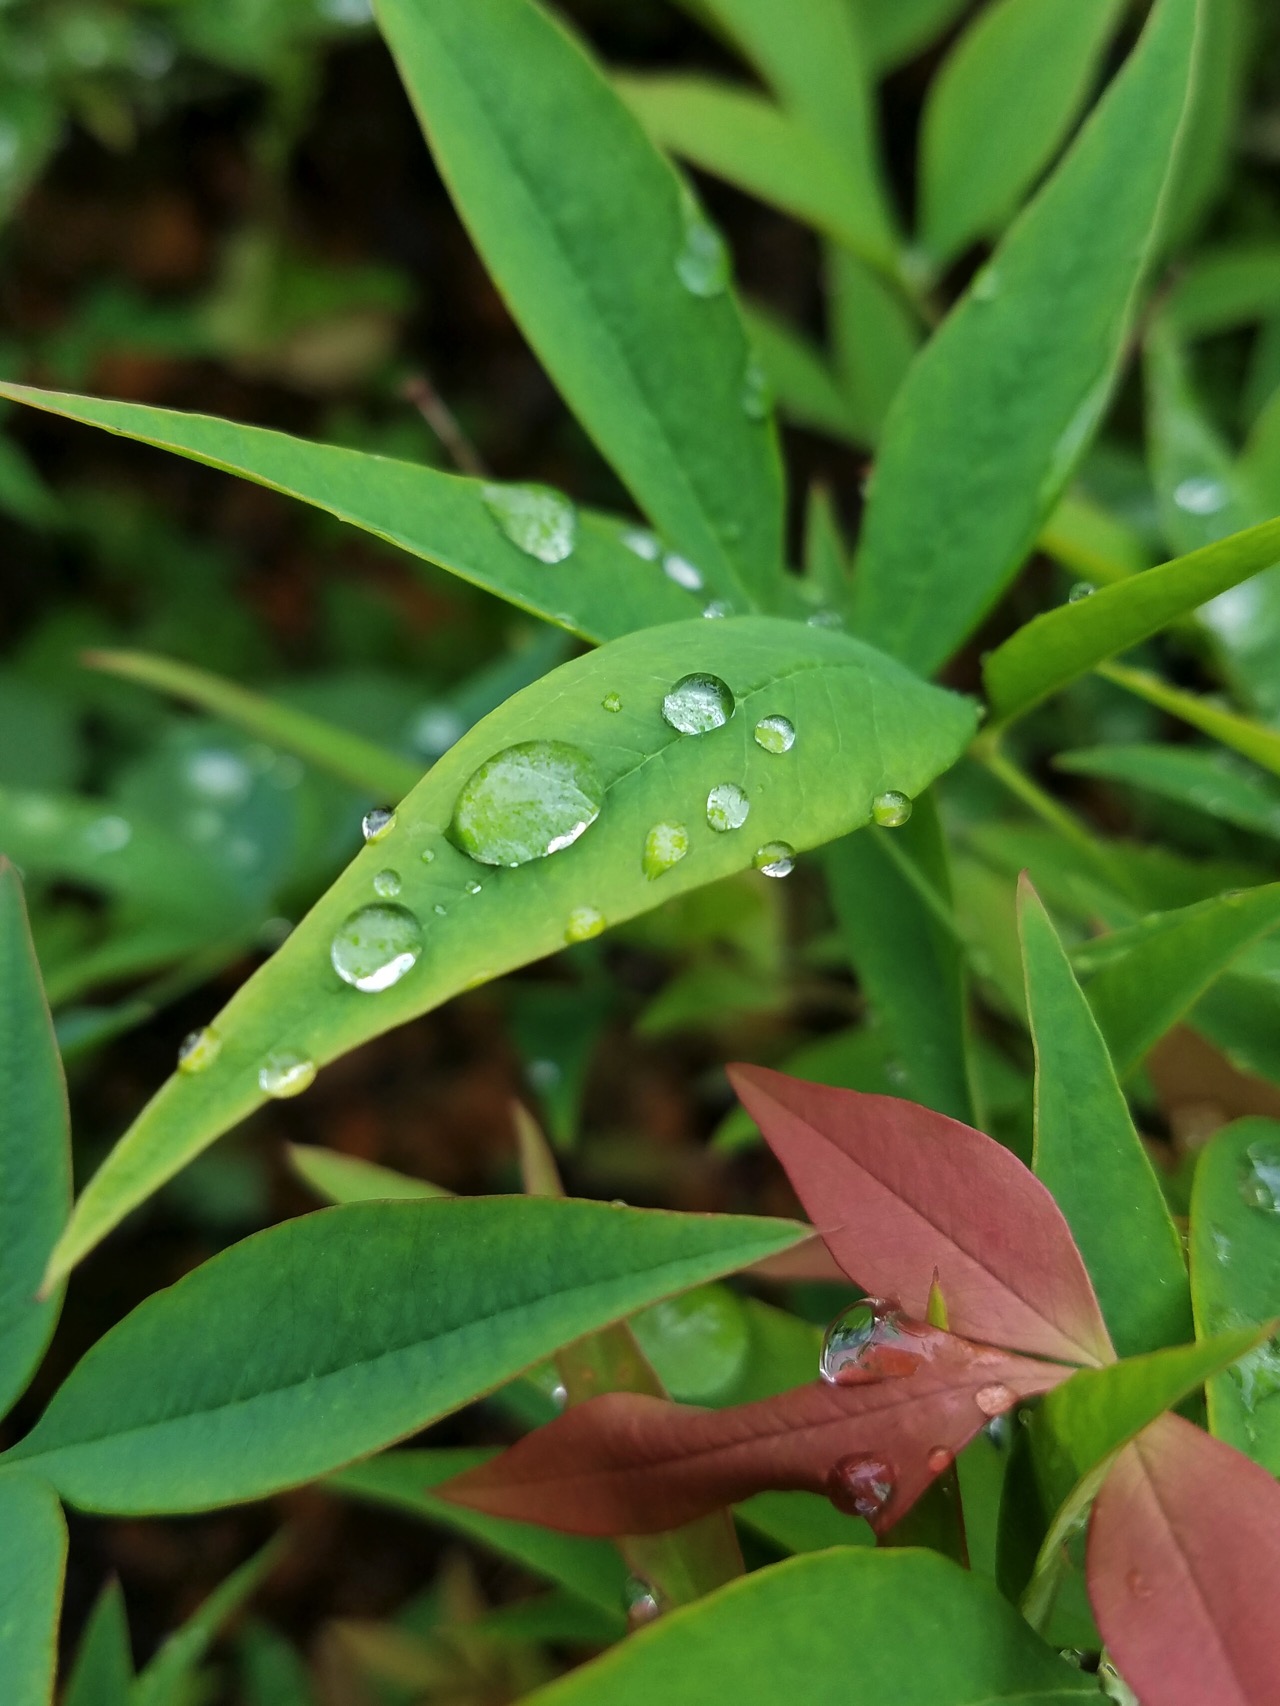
[481,481,577,563]
[675,188,730,298]
[753,714,795,754]
[753,841,795,878]
[451,740,604,867]
[820,1300,921,1383]
[259,1050,316,1098]
[362,807,396,844]
[974,1382,1015,1418]
[331,903,423,992]
[872,790,912,828]
[741,351,772,421]
[661,673,734,735]
[826,1453,895,1521]
[620,528,660,561]
[1239,1137,1280,1212]
[565,905,605,943]
[373,869,401,899]
[602,692,623,714]
[643,821,690,879]
[706,782,749,832]
[177,1027,221,1074]
[1173,476,1228,516]
[623,1575,663,1631]
[663,552,704,592]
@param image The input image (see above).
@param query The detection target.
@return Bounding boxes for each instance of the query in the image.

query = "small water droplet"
[259,1050,316,1098]
[433,902,448,916]
[84,815,132,854]
[481,481,577,563]
[620,528,660,561]
[451,740,604,867]
[1239,1137,1280,1212]
[465,878,483,895]
[565,905,605,943]
[975,1383,1015,1418]
[602,692,623,713]
[674,187,730,298]
[643,821,690,879]
[872,790,913,828]
[806,608,844,629]
[972,265,1000,302]
[825,1453,895,1521]
[753,714,795,754]
[663,552,704,592]
[741,350,772,421]
[1125,1568,1152,1601]
[331,903,424,992]
[706,782,749,832]
[820,1300,921,1384]
[1173,475,1228,516]
[177,1027,221,1074]
[362,807,396,844]
[420,847,436,865]
[373,869,401,899]
[550,1380,569,1411]
[754,841,795,878]
[983,1413,1013,1451]
[702,599,732,619]
[623,1575,663,1631]
[1067,581,1095,603]
[1098,1659,1141,1706]
[926,1446,952,1474]
[661,673,735,735]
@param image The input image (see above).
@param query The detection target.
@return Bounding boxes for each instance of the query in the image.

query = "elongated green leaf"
[0,1473,65,1706]
[238,1623,316,1706]
[329,1449,627,1623]
[1167,243,1280,339]
[1158,0,1248,249]
[522,1549,1094,1706]
[1020,880,1190,1358]
[6,1198,805,1511]
[1098,661,1280,778]
[133,1542,281,1706]
[1039,490,1156,587]
[62,1579,132,1706]
[1057,744,1280,841]
[287,1144,445,1204]
[1191,1118,1280,1474]
[856,0,972,76]
[826,247,921,444]
[0,384,700,643]
[742,306,862,444]
[0,864,71,1418]
[618,76,896,270]
[1075,883,1280,1075]
[45,617,974,1280]
[374,0,784,604]
[849,0,1200,675]
[919,0,1124,265]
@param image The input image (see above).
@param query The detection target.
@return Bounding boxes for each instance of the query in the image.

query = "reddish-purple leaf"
[728,1065,1113,1366]
[441,1320,1068,1537]
[1088,1413,1280,1706]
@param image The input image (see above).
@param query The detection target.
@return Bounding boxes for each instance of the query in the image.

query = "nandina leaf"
[1087,1413,1280,1706]
[440,1320,1068,1538]
[727,1067,1113,1366]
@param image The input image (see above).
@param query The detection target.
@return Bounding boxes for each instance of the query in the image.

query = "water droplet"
[529,1058,561,1091]
[620,528,660,561]
[1067,581,1095,603]
[373,869,401,899]
[177,1027,221,1074]
[1125,1568,1152,1601]
[451,740,604,867]
[753,714,795,755]
[825,1453,895,1521]
[661,673,735,735]
[1230,1331,1280,1412]
[702,599,732,619]
[550,1380,569,1411]
[602,692,623,713]
[1173,475,1228,516]
[983,1413,1013,1451]
[806,608,844,629]
[362,807,396,844]
[259,1050,316,1098]
[84,815,131,854]
[643,821,690,879]
[663,552,704,592]
[331,904,424,993]
[926,1446,952,1474]
[820,1300,921,1384]
[706,782,749,832]
[975,1383,1015,1418]
[481,481,577,563]
[1098,1659,1141,1706]
[754,841,795,878]
[741,351,772,421]
[972,265,1000,302]
[433,902,448,916]
[565,905,605,943]
[674,188,730,298]
[623,1575,663,1631]
[872,790,913,828]
[1239,1136,1280,1212]
[420,847,436,865]
[465,878,483,895]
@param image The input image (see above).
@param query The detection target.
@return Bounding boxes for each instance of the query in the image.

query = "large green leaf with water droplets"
[43,617,974,1281]
[849,0,1201,676]
[0,384,702,643]
[0,1473,65,1706]
[373,0,784,606]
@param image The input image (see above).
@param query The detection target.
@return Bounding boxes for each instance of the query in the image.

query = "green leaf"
[741,305,862,444]
[826,247,921,444]
[519,1549,1094,1705]
[237,1622,316,1706]
[856,0,972,76]
[1098,659,1280,779]
[1158,0,1248,249]
[0,1473,65,1706]
[0,864,71,1418]
[1191,1118,1280,1475]
[1167,243,1280,339]
[62,1579,132,1706]
[919,0,1124,265]
[849,0,1201,676]
[1038,489,1156,587]
[5,1198,806,1511]
[328,1449,628,1624]
[45,616,974,1279]
[1056,744,1280,841]
[133,1541,281,1706]
[1019,879,1191,1358]
[0,384,700,643]
[287,1144,446,1204]
[373,0,784,605]
[1075,882,1280,1075]
[733,1489,871,1555]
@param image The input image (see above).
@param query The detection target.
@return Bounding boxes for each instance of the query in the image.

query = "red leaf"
[440,1320,1068,1537]
[1088,1413,1280,1706]
[728,1064,1113,1367]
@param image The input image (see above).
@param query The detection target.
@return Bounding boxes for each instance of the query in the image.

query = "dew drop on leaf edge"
[481,481,577,564]
[177,1027,221,1074]
[331,903,424,993]
[623,1576,663,1630]
[872,790,913,829]
[706,782,750,833]
[362,807,396,844]
[259,1049,316,1098]
[451,739,604,868]
[565,905,605,943]
[1239,1136,1280,1213]
[754,841,794,878]
[661,673,735,736]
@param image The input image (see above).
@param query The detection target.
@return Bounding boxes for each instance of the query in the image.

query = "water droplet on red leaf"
[826,1453,895,1520]
[927,1446,952,1474]
[974,1382,1015,1417]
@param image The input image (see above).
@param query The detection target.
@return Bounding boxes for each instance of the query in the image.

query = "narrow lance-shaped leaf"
[4,1198,807,1511]
[1056,744,1280,842]
[44,617,975,1284]
[1087,1414,1280,1706]
[850,0,1201,675]
[0,383,702,644]
[133,1542,283,1706]
[741,305,863,445]
[0,1473,65,1706]
[1019,878,1191,1358]
[374,0,784,603]
[728,1066,1114,1365]
[1097,660,1280,779]
[61,1578,133,1706]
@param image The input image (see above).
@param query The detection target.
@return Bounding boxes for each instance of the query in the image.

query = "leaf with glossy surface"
[850,0,1201,675]
[1056,744,1280,840]
[62,1579,132,1706]
[5,1198,805,1511]
[374,0,784,603]
[46,617,974,1282]
[0,1473,65,1706]
[1020,879,1190,1358]
[729,1067,1113,1365]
